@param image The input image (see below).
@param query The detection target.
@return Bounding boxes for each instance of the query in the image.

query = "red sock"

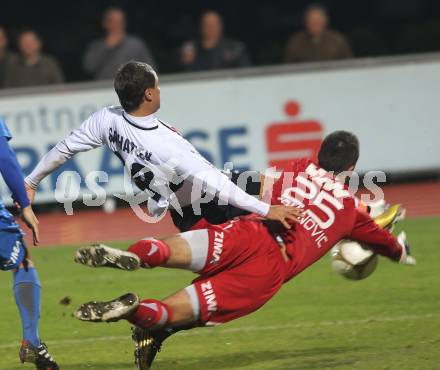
[128,238,170,268]
[128,299,172,329]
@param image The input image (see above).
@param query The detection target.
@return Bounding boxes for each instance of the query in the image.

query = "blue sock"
[13,267,41,347]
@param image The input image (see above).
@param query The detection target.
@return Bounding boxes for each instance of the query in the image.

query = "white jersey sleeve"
[57,109,105,154]
[174,147,270,217]
[25,109,106,189]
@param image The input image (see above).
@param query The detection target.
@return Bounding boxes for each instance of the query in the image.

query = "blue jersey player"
[0,118,58,370]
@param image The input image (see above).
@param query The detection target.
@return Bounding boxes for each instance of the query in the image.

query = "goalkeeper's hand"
[397,231,416,265]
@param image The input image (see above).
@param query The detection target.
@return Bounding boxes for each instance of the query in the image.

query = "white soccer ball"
[331,240,379,280]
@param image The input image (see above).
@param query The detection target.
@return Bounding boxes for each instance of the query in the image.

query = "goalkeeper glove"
[397,231,416,265]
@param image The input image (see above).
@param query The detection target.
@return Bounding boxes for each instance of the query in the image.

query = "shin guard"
[128,239,170,268]
[128,299,172,329]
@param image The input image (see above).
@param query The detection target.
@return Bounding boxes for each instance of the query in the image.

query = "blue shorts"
[0,232,26,270]
[0,209,26,271]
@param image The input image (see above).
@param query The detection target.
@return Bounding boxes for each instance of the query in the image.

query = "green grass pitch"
[0,217,439,370]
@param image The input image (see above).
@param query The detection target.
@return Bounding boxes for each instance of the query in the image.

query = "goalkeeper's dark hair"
[318,131,359,173]
[114,61,156,113]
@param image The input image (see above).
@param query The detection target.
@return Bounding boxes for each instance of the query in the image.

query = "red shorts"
[191,219,287,325]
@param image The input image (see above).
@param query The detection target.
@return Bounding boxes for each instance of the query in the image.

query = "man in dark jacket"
[285,4,353,63]
[0,27,18,88]
[4,30,64,88]
[181,11,250,71]
[83,7,156,80]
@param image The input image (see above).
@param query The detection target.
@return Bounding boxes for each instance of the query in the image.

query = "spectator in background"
[284,4,353,63]
[4,30,64,88]
[83,7,156,80]
[181,11,250,71]
[0,27,18,88]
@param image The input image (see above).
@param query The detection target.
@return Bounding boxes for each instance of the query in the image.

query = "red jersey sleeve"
[348,209,403,261]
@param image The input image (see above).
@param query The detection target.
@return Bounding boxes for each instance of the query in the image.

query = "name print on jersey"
[108,128,152,161]
[299,215,329,248]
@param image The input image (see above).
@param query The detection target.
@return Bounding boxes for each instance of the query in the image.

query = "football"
[331,240,379,280]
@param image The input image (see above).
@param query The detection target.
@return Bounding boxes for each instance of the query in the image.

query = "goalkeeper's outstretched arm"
[349,209,416,265]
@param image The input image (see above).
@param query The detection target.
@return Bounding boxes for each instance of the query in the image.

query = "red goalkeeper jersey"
[270,159,403,282]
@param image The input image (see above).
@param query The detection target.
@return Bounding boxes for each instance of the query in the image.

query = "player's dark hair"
[318,131,359,173]
[114,61,156,113]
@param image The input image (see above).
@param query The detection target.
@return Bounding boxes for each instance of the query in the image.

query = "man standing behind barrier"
[83,7,156,80]
[181,11,250,71]
[0,27,18,88]
[4,30,64,88]
[284,4,353,63]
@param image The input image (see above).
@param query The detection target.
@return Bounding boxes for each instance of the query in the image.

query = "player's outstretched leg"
[75,288,197,369]
[75,244,143,271]
[75,289,192,326]
[75,293,141,322]
[14,265,59,370]
[74,236,190,271]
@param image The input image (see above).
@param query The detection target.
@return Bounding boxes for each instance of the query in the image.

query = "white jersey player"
[25,61,302,227]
